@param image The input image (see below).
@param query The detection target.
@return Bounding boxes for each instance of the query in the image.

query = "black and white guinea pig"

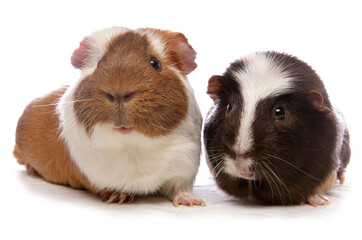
[204,51,351,206]
[13,27,205,207]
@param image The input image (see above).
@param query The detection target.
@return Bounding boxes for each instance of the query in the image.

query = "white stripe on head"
[232,53,293,153]
[136,29,166,60]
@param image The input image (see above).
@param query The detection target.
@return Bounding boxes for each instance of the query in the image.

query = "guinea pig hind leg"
[99,190,135,204]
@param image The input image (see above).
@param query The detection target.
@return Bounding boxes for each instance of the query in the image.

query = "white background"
[0,0,361,239]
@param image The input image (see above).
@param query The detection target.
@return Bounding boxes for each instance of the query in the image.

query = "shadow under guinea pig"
[15,170,170,208]
[16,170,352,215]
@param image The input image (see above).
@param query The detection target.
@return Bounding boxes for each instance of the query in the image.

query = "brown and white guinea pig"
[13,27,205,207]
[204,51,351,206]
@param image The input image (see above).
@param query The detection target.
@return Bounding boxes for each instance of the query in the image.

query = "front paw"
[173,192,206,207]
[100,190,134,204]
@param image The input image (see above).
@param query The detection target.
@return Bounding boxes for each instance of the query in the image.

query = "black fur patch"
[204,52,350,205]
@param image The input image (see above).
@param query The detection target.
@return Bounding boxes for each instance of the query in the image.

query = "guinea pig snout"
[234,158,256,180]
[225,153,257,180]
[104,91,135,104]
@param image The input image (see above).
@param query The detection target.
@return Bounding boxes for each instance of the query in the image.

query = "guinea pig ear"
[207,75,222,101]
[71,37,91,70]
[170,33,197,74]
[71,27,130,71]
[309,90,332,114]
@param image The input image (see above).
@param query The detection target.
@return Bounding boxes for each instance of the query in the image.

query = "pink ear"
[309,90,332,114]
[71,37,91,69]
[172,33,197,74]
[207,75,222,101]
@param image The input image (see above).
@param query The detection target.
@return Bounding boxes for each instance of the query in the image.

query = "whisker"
[253,164,262,190]
[34,99,95,108]
[209,155,223,163]
[263,153,321,182]
[206,153,225,179]
[262,162,283,204]
[147,119,171,132]
[205,149,226,153]
[257,163,274,202]
[213,160,225,179]
[262,160,292,205]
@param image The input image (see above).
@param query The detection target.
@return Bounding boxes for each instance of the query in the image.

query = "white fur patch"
[232,53,293,153]
[224,156,256,180]
[136,29,166,60]
[58,85,201,195]
[334,108,348,164]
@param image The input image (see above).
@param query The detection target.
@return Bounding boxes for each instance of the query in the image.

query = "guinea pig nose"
[105,92,115,103]
[104,92,135,103]
[123,92,135,103]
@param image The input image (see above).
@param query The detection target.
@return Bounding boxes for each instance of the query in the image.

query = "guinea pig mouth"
[236,169,255,179]
[114,126,134,134]
[224,157,257,180]
[235,168,256,180]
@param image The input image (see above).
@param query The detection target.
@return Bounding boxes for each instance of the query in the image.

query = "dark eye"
[150,56,162,72]
[275,106,286,120]
[227,103,232,113]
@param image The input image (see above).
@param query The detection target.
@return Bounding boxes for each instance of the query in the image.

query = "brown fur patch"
[13,86,92,191]
[314,169,337,195]
[207,75,222,101]
[73,30,189,137]
[139,28,197,75]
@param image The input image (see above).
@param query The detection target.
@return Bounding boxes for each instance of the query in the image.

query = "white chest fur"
[57,83,202,195]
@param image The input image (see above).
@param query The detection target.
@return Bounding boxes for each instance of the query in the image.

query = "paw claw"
[126,195,135,204]
[117,194,127,204]
[106,192,119,204]
[100,190,134,204]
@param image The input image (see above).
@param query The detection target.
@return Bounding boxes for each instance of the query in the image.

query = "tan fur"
[314,169,337,195]
[13,86,93,191]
